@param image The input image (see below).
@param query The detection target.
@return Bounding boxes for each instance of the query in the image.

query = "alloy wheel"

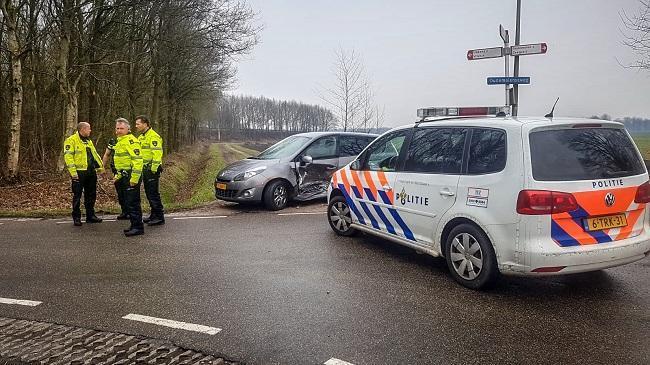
[449,232,484,280]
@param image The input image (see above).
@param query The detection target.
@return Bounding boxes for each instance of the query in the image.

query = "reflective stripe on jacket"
[138,128,164,172]
[63,132,103,176]
[113,134,143,184]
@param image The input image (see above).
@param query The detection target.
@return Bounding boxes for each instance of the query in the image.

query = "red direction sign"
[511,43,548,56]
[467,47,503,60]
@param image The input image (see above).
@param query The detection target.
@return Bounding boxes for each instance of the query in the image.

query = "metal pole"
[504,31,509,107]
[512,0,522,116]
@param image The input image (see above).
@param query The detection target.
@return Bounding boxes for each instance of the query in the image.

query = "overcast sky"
[233,0,650,127]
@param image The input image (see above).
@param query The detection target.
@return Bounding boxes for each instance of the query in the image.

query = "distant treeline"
[211,95,338,132]
[590,114,650,133]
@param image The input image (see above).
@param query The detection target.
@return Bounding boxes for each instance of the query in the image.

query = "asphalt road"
[0,208,649,365]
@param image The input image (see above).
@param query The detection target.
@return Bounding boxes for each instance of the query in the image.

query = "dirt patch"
[0,172,118,214]
[173,143,212,203]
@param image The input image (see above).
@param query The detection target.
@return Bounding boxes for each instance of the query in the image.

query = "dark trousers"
[71,170,97,220]
[114,180,128,215]
[118,174,143,230]
[143,168,164,219]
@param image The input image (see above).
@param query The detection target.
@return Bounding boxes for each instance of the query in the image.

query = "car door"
[392,127,468,245]
[297,135,339,197]
[348,130,410,237]
[337,135,375,167]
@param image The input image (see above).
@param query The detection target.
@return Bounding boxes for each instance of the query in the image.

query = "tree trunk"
[2,1,24,180]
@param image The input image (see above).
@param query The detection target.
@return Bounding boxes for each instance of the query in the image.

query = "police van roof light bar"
[417,106,510,119]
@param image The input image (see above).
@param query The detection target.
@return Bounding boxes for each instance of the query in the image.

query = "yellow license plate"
[584,214,627,231]
[216,183,227,190]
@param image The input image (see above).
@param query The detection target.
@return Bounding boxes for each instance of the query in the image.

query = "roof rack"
[416,106,510,122]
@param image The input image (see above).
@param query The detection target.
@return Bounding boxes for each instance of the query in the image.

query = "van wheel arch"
[440,217,496,258]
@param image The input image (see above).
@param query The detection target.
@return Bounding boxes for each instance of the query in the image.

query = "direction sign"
[467,47,503,60]
[487,77,530,85]
[499,24,509,43]
[511,43,547,56]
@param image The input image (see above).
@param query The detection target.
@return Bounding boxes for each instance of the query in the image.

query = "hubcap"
[329,201,352,232]
[274,185,287,206]
[450,233,483,280]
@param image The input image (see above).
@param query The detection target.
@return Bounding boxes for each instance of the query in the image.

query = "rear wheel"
[328,195,357,236]
[263,180,289,210]
[445,224,498,290]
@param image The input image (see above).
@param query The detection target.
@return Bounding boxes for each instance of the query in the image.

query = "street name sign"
[467,47,503,60]
[511,43,547,56]
[487,77,530,85]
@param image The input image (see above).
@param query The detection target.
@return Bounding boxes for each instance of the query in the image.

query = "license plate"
[584,214,627,231]
[216,183,227,190]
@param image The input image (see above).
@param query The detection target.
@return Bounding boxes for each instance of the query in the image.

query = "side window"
[468,129,506,174]
[404,128,467,174]
[339,136,369,157]
[303,136,337,160]
[363,131,408,171]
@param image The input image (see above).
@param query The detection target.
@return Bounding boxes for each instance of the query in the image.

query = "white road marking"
[122,313,221,335]
[56,221,70,224]
[325,358,356,365]
[56,219,115,224]
[277,212,325,216]
[0,223,4,225]
[172,216,227,220]
[0,297,42,307]
[103,219,116,222]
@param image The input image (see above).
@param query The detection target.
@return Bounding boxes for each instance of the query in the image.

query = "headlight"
[233,166,267,181]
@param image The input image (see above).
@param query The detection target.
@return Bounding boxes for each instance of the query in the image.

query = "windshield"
[255,135,312,159]
[529,128,645,181]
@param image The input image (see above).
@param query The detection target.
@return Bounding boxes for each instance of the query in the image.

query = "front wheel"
[444,224,499,290]
[263,180,289,210]
[328,195,357,236]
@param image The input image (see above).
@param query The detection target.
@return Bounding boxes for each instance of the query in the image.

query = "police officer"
[135,115,165,225]
[102,138,129,220]
[64,122,104,226]
[113,118,145,236]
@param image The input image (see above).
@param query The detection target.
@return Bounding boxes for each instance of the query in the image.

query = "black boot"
[116,213,130,220]
[86,215,103,223]
[143,216,152,223]
[73,218,82,227]
[147,217,165,226]
[124,228,144,237]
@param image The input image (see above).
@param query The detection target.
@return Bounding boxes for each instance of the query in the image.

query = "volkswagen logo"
[604,192,615,207]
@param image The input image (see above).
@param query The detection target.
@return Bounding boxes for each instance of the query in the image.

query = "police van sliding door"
[392,128,468,245]
[349,130,409,235]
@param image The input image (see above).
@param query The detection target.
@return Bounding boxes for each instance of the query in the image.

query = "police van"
[326,107,650,289]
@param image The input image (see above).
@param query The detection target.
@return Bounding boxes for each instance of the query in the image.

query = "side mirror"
[350,160,361,170]
[301,155,313,165]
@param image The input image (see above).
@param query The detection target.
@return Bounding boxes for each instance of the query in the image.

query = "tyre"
[263,180,289,210]
[327,195,357,236]
[444,223,499,290]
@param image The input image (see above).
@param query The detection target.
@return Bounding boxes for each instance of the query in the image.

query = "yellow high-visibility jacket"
[113,134,143,185]
[138,128,164,172]
[63,132,103,176]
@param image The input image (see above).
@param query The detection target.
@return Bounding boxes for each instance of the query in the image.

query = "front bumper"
[214,175,266,203]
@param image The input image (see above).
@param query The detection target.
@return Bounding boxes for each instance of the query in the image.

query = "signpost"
[467,47,503,60]
[487,77,530,85]
[466,1,547,116]
[511,43,547,56]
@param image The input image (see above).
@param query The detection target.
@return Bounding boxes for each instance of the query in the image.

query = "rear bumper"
[502,233,650,276]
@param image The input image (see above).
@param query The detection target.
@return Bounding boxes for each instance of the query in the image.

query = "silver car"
[215,132,377,210]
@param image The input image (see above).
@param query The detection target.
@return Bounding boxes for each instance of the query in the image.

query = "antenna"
[544,97,560,118]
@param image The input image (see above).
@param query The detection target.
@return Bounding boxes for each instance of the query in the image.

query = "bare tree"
[319,48,367,132]
[621,0,650,70]
[1,0,25,180]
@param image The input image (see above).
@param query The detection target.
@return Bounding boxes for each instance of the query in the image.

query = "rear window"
[529,128,645,181]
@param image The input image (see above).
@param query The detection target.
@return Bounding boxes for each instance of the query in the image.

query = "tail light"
[635,181,650,203]
[517,190,578,215]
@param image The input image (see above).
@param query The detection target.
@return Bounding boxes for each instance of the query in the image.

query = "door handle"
[439,189,455,197]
